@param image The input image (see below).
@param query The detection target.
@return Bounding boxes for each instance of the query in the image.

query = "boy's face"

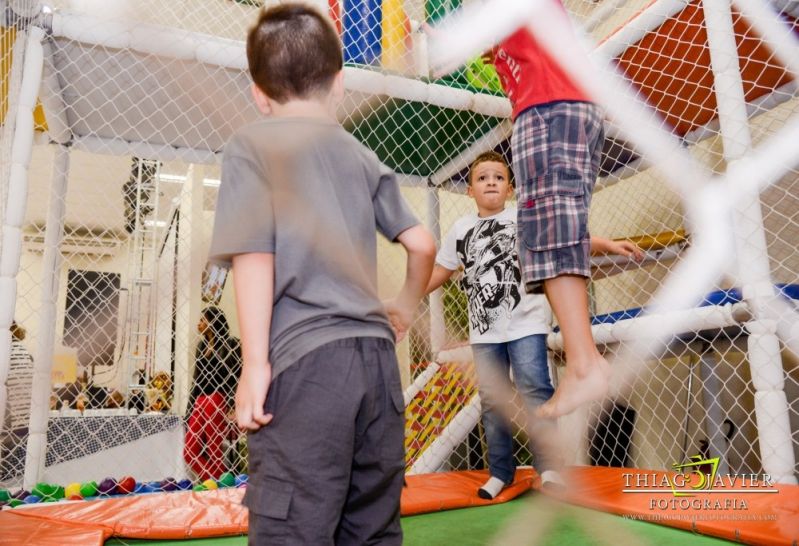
[468,160,512,215]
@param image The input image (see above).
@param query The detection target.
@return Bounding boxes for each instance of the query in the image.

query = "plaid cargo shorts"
[511,101,604,293]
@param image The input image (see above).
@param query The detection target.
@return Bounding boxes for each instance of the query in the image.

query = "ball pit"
[0,472,249,510]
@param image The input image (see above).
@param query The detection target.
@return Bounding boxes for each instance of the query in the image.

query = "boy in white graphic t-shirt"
[425,151,641,498]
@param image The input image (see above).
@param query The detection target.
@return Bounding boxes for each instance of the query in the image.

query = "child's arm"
[590,236,644,261]
[426,265,456,295]
[231,252,275,431]
[386,225,437,341]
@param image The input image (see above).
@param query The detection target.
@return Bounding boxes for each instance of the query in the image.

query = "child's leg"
[183,395,208,479]
[506,334,562,473]
[538,275,609,418]
[472,343,516,494]
[335,338,404,545]
[201,392,227,480]
[511,101,607,418]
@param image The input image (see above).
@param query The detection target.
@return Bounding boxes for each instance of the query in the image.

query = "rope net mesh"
[0,0,796,499]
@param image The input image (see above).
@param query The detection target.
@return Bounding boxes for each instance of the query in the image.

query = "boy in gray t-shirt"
[208,4,436,544]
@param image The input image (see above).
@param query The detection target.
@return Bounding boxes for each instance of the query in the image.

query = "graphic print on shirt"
[457,219,522,335]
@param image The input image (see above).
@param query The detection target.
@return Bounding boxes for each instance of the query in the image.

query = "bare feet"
[536,357,610,418]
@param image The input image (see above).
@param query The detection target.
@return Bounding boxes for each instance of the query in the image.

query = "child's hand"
[385,298,416,343]
[607,240,644,261]
[235,363,274,431]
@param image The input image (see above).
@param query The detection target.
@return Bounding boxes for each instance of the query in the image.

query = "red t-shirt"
[493,28,591,120]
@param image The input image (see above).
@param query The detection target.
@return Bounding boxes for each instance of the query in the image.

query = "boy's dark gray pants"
[244,337,405,546]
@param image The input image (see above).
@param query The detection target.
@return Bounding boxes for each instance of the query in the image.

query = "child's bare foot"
[536,357,610,418]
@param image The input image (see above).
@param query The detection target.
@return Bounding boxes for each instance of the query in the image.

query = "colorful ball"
[0,489,10,502]
[177,479,193,491]
[235,474,248,487]
[79,481,98,498]
[23,495,41,504]
[118,476,136,494]
[202,479,218,490]
[217,472,236,488]
[68,494,83,501]
[31,483,54,499]
[97,478,117,495]
[52,485,65,500]
[8,498,23,508]
[193,484,207,492]
[65,483,81,499]
[161,477,178,491]
[12,489,29,500]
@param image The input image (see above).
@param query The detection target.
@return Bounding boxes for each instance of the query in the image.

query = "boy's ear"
[251,83,273,115]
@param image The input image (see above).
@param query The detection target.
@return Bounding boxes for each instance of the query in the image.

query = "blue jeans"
[472,334,557,483]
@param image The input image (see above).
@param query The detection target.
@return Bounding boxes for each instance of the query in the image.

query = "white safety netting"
[0,0,796,500]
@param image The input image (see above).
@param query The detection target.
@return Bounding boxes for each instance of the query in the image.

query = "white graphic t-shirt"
[437,208,552,344]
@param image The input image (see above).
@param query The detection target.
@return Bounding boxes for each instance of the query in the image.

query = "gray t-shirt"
[209,118,419,378]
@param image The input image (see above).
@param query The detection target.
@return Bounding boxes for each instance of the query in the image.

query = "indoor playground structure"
[0,0,798,544]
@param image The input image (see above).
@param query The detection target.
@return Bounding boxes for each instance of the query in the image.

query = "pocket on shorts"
[520,175,587,252]
[245,477,294,520]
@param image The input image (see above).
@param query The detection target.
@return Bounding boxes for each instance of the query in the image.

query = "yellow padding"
[622,229,687,251]
[1,26,48,131]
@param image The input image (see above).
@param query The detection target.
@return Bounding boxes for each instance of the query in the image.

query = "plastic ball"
[12,489,29,500]
[217,472,236,488]
[235,474,248,487]
[79,481,98,498]
[52,485,65,500]
[68,494,83,501]
[23,495,41,504]
[161,477,178,491]
[97,478,117,495]
[193,484,207,492]
[0,490,10,502]
[202,479,218,490]
[464,57,502,92]
[142,482,159,493]
[31,483,54,499]
[8,499,23,508]
[177,479,193,491]
[65,483,82,499]
[118,476,136,494]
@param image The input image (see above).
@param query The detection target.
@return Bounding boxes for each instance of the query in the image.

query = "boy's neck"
[269,98,337,122]
[476,205,506,218]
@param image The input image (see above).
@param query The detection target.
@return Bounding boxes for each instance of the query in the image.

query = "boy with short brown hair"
[209,4,436,544]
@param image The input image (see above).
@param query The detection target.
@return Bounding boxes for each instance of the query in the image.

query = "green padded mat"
[105,494,733,545]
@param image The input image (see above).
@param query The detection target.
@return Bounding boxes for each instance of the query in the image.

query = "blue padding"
[587,284,799,327]
[342,0,382,65]
[590,307,643,326]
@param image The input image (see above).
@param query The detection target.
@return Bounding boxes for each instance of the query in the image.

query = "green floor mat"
[106,495,734,545]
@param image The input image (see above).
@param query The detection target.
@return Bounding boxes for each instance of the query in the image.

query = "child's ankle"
[478,476,507,500]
